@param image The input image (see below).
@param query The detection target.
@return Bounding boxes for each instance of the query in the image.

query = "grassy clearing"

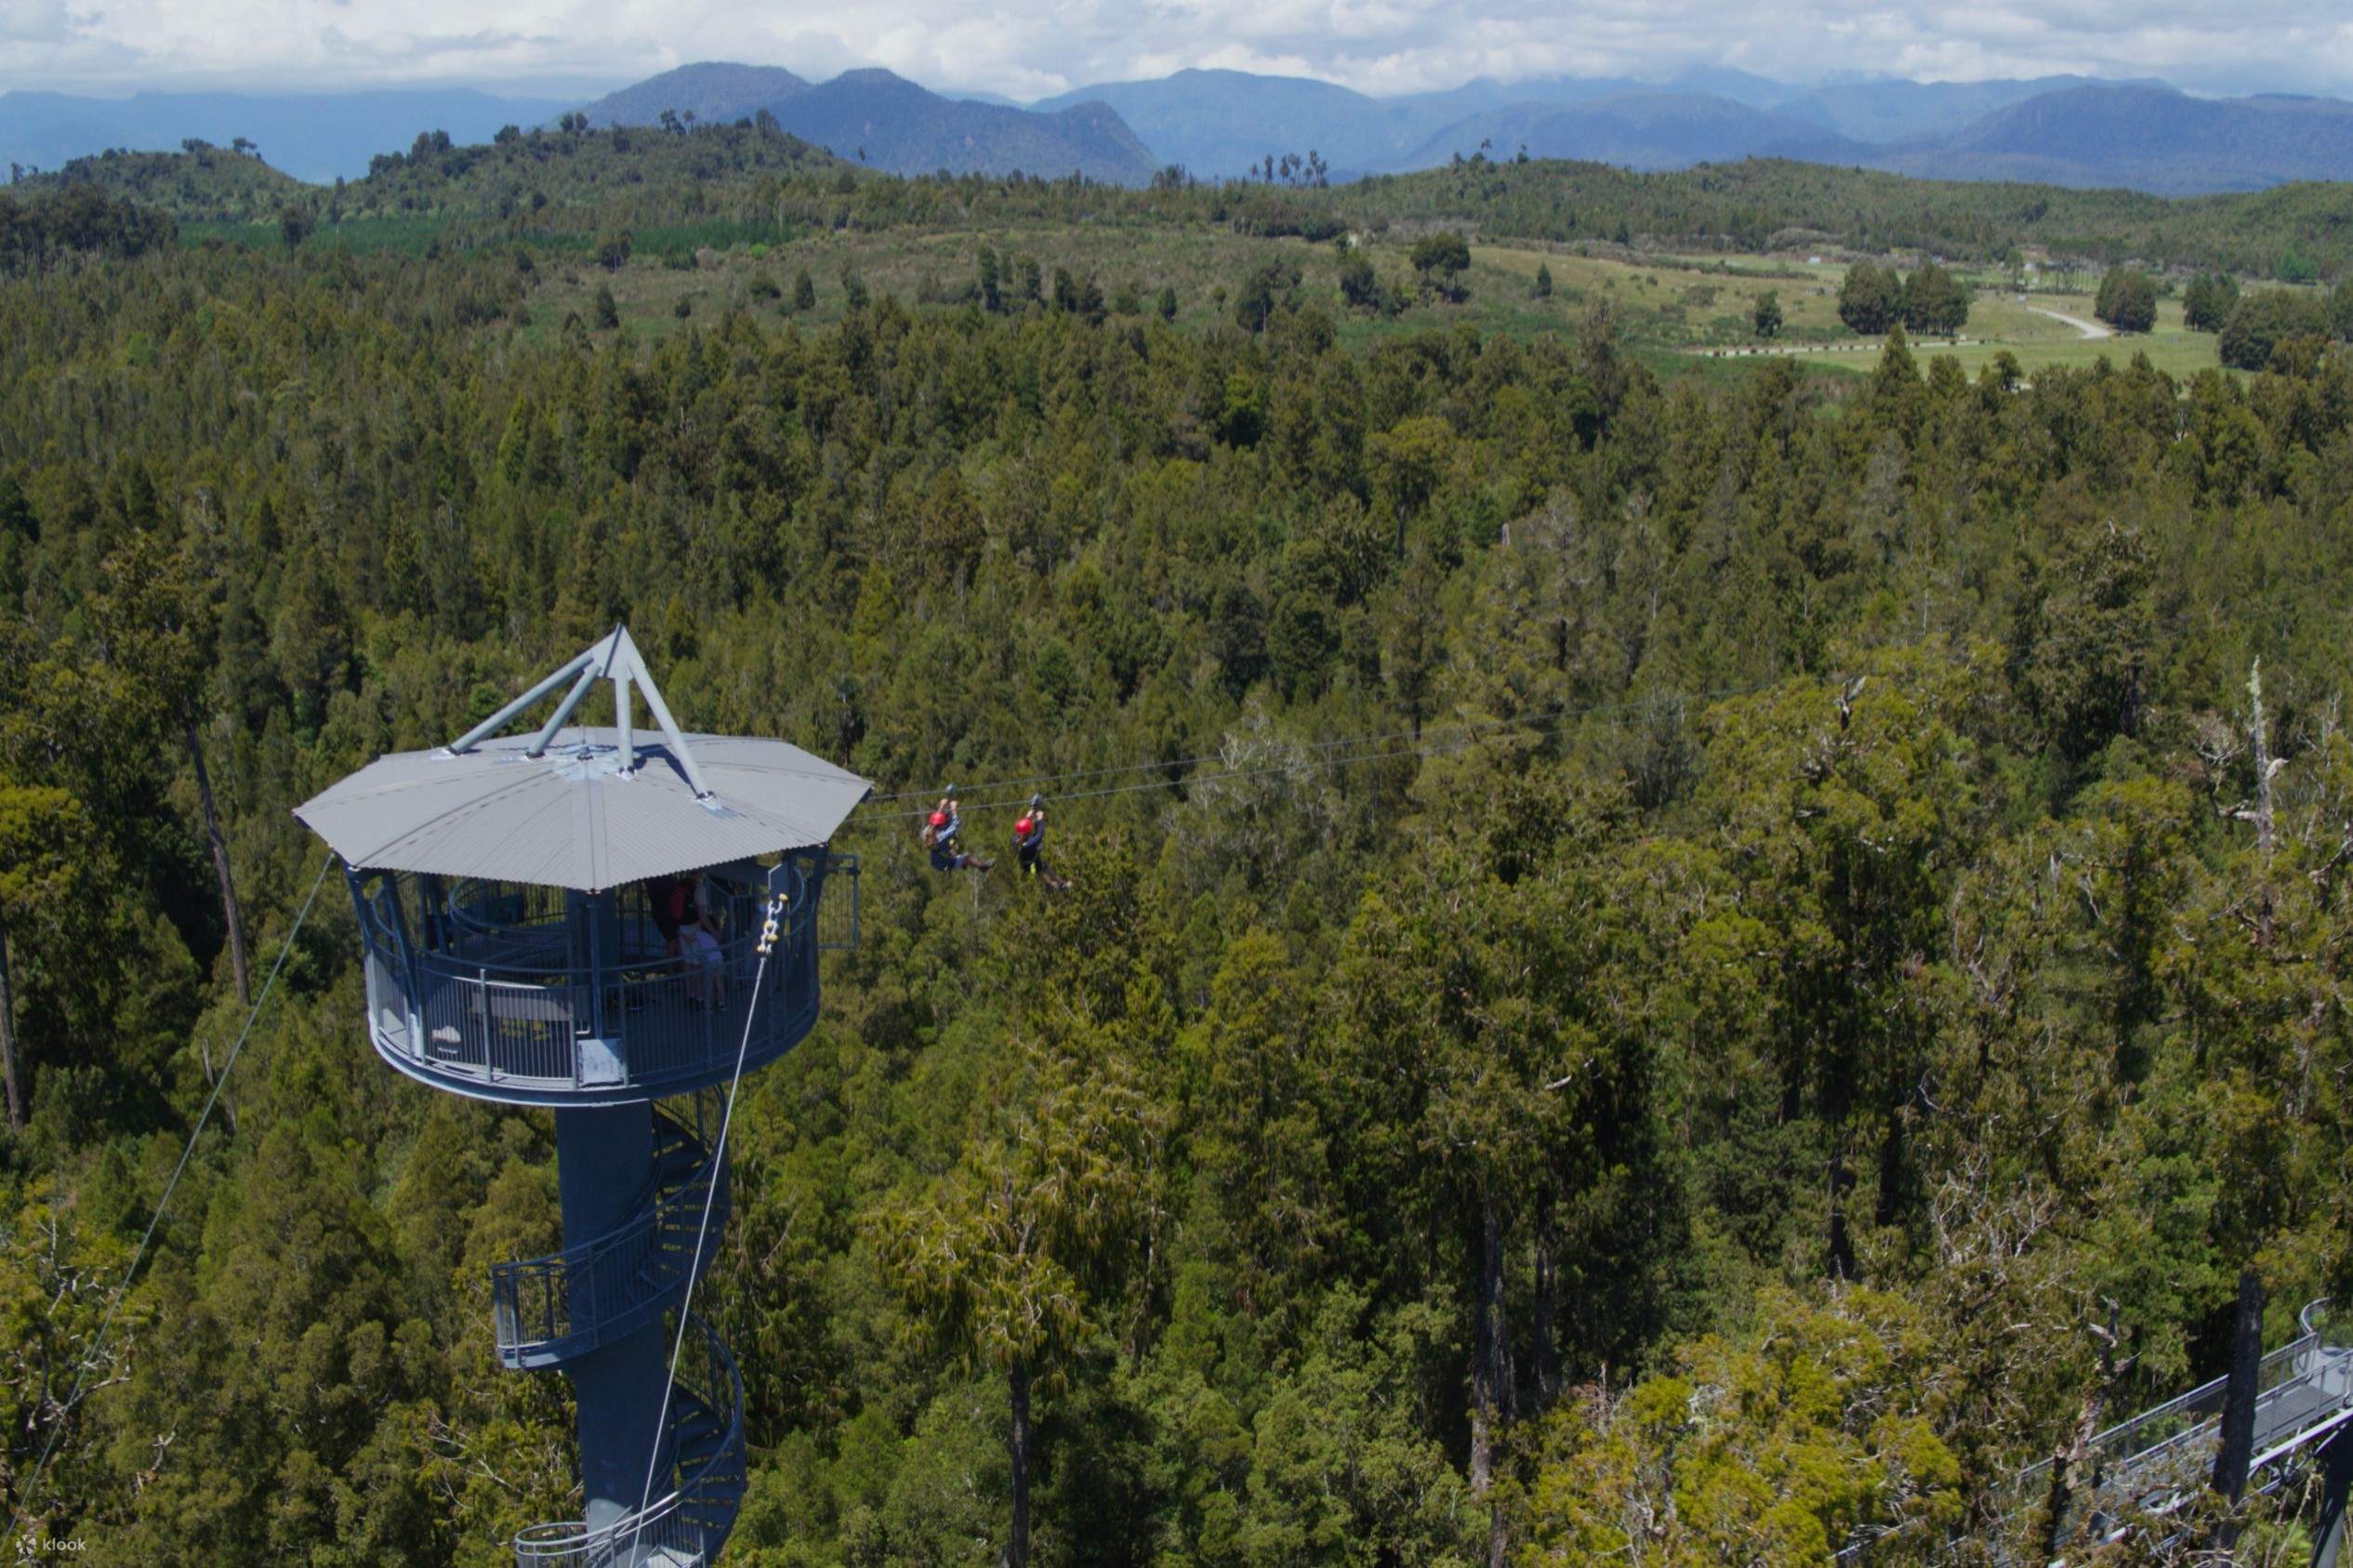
[521,227,1892,366]
[239,213,2239,387]
[1889,291,2226,380]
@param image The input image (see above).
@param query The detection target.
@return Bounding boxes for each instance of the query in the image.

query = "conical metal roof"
[294,628,870,890]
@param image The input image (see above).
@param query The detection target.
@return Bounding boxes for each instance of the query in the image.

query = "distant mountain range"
[1025,68,2353,192]
[575,63,811,128]
[1390,91,1866,172]
[9,64,2353,196]
[572,62,1155,182]
[1868,85,2353,193]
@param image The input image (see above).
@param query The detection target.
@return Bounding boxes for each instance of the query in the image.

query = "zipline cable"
[4,851,336,1554]
[853,679,1778,810]
[622,887,787,1561]
[848,735,1486,826]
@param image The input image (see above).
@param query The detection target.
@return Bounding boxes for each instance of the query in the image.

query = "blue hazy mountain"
[768,70,1155,181]
[574,63,810,128]
[1866,83,2353,194]
[1396,91,1867,172]
[1032,69,1421,178]
[1776,75,2143,144]
[574,64,1154,181]
[1661,65,1794,110]
[17,64,2353,198]
[1034,68,1670,178]
[0,88,570,183]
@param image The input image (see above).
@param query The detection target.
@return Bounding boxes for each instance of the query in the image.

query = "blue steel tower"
[296,627,867,1565]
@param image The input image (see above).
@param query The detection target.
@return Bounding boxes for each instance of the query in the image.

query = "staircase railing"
[511,1313,747,1567]
[490,1097,730,1369]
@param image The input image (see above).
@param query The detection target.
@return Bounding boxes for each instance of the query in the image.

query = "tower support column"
[554,1103,673,1539]
[2315,1426,2353,1568]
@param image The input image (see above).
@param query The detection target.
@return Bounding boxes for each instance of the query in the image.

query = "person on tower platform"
[923,784,993,873]
[1011,794,1070,889]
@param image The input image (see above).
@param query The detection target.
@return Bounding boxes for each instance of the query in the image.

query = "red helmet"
[1014,816,1033,837]
[928,810,947,828]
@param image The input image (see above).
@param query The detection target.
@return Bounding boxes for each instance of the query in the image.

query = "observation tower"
[295,626,867,1565]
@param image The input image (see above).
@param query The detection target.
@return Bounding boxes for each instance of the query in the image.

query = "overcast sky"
[4,0,2350,101]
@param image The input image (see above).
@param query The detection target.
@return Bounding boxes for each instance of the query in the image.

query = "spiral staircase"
[491,1093,733,1372]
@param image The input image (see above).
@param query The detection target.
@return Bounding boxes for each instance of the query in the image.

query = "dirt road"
[2027,305,2111,339]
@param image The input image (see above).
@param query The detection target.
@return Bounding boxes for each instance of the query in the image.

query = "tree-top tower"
[295,626,867,1565]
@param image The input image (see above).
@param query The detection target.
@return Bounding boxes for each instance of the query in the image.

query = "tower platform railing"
[346,857,828,1106]
[511,1312,747,1568]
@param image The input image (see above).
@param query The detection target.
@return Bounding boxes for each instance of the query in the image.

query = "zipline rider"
[1012,794,1070,890]
[923,785,993,874]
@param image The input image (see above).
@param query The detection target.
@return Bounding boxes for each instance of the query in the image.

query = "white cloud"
[0,0,69,43]
[0,0,2345,99]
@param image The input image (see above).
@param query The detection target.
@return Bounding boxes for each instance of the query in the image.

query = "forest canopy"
[1,152,2352,1567]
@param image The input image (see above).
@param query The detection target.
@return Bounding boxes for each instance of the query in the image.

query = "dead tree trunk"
[1827,1141,1857,1281]
[1468,1191,1514,1568]
[0,912,21,1133]
[186,720,248,1013]
[2212,1268,2264,1527]
[1531,1190,1559,1410]
[2246,662,2280,948]
[2037,1303,2125,1561]
[1005,1358,1032,1568]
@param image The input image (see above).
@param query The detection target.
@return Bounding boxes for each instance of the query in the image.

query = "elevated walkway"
[1840,1301,2353,1563]
[2009,1300,2353,1560]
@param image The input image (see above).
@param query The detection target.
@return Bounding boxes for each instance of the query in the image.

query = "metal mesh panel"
[818,851,860,952]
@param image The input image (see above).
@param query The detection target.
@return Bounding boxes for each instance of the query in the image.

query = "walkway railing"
[1837,1298,2353,1563]
[510,1313,747,1567]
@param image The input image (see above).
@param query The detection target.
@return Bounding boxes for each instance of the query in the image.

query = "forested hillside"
[3,165,2353,1566]
[33,121,2353,287]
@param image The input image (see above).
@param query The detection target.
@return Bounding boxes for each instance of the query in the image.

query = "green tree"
[792,268,815,311]
[976,244,1001,312]
[1234,258,1301,334]
[2219,289,2330,370]
[1409,231,1473,302]
[1899,262,1970,336]
[1368,415,1455,556]
[1837,261,1900,334]
[2184,270,2240,332]
[2094,266,2157,333]
[1534,260,1553,298]
[1753,289,1782,339]
[1516,1286,1962,1561]
[592,284,618,328]
[0,787,99,1131]
[2009,518,2154,761]
[92,534,251,1016]
[871,1043,1162,1568]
